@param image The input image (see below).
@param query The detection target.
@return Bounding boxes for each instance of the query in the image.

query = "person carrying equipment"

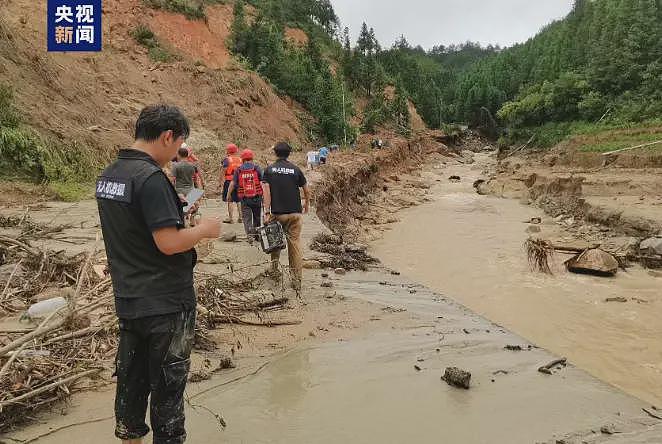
[219,143,242,224]
[262,142,310,292]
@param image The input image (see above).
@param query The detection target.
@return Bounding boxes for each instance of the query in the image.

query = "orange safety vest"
[224,156,242,181]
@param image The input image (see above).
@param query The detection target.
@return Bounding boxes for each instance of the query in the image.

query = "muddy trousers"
[240,197,262,239]
[114,310,195,444]
[270,213,303,290]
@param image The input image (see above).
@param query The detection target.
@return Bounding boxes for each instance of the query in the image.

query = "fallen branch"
[0,368,102,409]
[42,320,114,346]
[505,135,536,158]
[11,415,115,444]
[0,306,69,357]
[601,140,662,156]
[0,259,23,301]
[0,235,41,257]
[212,315,301,327]
[190,361,271,401]
[256,298,289,310]
[0,342,28,378]
[643,407,662,421]
[538,358,567,375]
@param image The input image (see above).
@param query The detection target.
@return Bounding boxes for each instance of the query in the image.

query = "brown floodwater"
[372,153,662,406]
[4,185,661,443]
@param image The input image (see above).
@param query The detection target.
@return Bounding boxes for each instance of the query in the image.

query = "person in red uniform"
[218,144,242,224]
[228,149,263,242]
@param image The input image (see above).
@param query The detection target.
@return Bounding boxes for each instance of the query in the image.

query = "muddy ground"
[2,138,662,442]
[2,200,662,443]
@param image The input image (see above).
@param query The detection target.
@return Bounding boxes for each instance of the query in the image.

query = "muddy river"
[17,270,650,444]
[372,153,662,406]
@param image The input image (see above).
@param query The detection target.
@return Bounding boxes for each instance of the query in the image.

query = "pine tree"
[357,22,371,55]
[392,82,411,136]
[230,0,249,54]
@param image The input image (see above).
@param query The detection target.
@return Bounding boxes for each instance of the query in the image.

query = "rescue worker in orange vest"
[228,149,263,243]
[219,144,242,224]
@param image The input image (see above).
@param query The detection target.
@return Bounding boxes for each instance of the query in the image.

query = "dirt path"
[372,151,662,407]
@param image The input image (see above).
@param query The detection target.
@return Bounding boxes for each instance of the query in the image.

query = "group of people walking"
[96,105,311,444]
[220,141,310,290]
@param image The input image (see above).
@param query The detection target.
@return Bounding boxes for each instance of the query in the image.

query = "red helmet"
[226,143,239,154]
[240,149,254,161]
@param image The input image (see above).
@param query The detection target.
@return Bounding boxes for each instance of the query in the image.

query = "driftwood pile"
[0,217,114,432]
[309,233,379,271]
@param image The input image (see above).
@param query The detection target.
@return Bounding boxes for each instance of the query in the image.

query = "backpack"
[237,167,263,199]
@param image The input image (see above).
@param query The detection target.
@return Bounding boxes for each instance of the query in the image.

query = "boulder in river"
[565,248,619,276]
[640,237,662,256]
[442,367,471,389]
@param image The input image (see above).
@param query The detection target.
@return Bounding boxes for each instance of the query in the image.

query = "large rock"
[566,248,619,276]
[640,237,662,256]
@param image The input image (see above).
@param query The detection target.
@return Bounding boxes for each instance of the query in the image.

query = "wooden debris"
[538,358,567,375]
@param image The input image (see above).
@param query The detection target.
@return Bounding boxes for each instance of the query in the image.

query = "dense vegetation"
[230,0,422,143]
[455,0,662,144]
[230,0,354,144]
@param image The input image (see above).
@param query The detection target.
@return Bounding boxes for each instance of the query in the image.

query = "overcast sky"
[331,0,574,49]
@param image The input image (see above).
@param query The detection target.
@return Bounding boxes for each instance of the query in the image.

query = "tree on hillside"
[391,82,411,136]
[230,0,249,54]
[357,23,372,55]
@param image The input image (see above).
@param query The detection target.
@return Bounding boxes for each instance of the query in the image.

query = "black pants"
[241,197,262,238]
[114,310,195,443]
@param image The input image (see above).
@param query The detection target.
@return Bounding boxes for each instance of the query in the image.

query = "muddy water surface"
[372,153,662,406]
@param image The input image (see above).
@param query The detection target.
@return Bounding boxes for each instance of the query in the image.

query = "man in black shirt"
[96,105,220,444]
[262,142,310,291]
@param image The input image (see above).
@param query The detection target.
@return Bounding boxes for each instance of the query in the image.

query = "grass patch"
[500,119,662,150]
[578,131,662,153]
[148,46,175,62]
[142,0,228,20]
[143,0,206,19]
[48,181,94,202]
[130,25,176,62]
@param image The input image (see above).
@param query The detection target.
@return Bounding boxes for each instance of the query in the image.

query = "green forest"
[232,0,662,146]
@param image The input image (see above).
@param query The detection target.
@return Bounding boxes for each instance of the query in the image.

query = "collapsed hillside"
[0,0,311,198]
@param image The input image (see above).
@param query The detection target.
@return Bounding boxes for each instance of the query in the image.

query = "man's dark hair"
[134,105,190,142]
[273,142,292,159]
[177,147,189,158]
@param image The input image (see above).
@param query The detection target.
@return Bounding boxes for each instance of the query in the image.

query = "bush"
[0,84,21,128]
[130,25,176,62]
[48,181,93,202]
[148,47,175,62]
[0,126,44,179]
[130,25,158,49]
[143,0,205,19]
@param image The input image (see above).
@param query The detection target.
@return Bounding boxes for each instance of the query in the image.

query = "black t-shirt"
[97,149,196,320]
[263,159,307,214]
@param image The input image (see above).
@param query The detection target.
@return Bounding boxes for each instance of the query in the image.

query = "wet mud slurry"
[3,164,662,443]
[7,268,662,444]
[372,152,662,407]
